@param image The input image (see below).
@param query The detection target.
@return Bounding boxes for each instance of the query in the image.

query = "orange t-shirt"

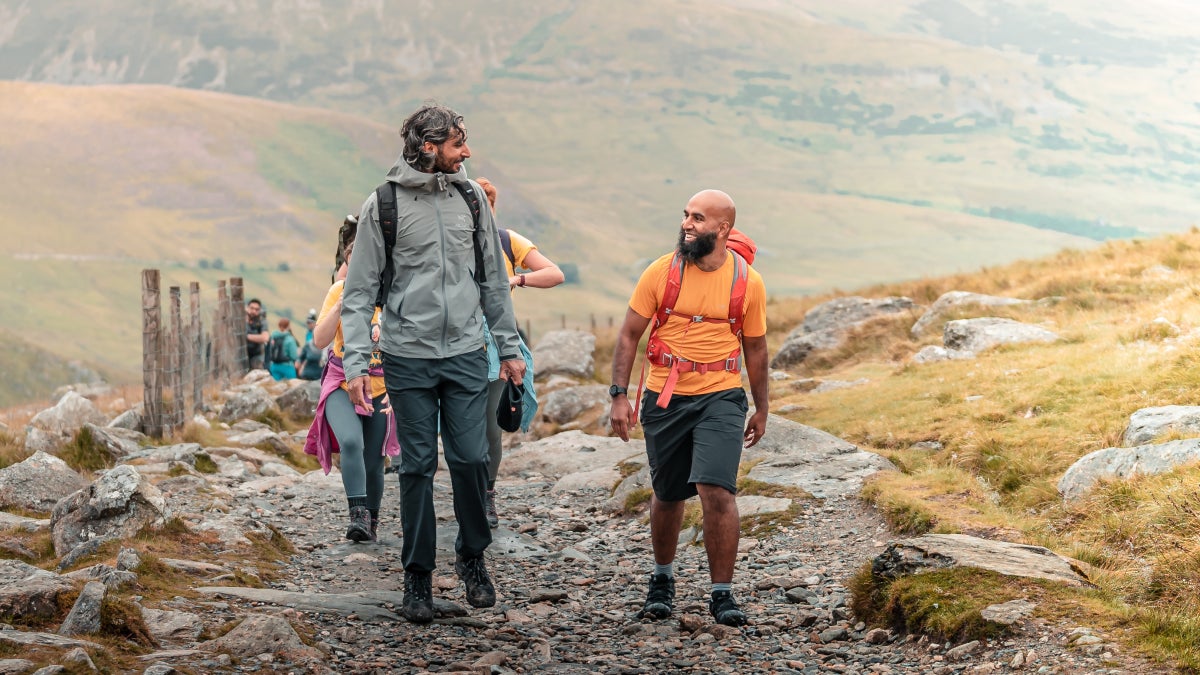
[629,251,766,396]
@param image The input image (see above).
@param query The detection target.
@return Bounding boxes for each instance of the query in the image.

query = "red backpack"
[634,249,750,416]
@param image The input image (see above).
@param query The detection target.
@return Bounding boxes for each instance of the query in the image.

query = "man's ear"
[423,140,438,154]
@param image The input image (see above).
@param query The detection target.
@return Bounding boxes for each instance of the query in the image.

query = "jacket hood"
[385,155,470,191]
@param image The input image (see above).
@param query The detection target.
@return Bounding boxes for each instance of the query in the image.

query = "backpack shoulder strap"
[451,181,487,283]
[374,182,398,309]
[498,228,516,268]
[727,251,749,338]
[657,252,685,327]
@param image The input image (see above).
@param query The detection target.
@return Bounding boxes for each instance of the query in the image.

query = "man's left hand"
[499,358,526,386]
[744,409,768,448]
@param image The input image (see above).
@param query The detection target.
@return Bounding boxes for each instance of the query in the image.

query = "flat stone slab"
[1122,406,1200,447]
[501,431,643,480]
[1058,439,1200,501]
[743,414,896,498]
[0,629,99,649]
[873,533,1092,587]
[196,587,469,621]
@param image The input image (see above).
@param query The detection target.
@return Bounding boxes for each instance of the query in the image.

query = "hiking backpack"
[372,180,485,310]
[268,333,290,364]
[634,250,751,415]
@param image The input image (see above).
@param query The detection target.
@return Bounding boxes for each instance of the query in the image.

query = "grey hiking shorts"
[640,387,748,502]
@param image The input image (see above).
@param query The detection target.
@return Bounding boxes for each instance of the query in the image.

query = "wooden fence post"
[142,270,163,438]
[216,280,230,386]
[230,277,246,376]
[169,286,183,433]
[189,282,202,416]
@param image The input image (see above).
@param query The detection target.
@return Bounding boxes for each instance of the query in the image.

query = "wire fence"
[142,270,249,437]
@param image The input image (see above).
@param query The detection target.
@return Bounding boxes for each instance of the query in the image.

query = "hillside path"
[185,469,1163,675]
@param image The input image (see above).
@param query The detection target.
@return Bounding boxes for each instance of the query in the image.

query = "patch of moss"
[622,487,652,514]
[735,477,812,500]
[57,425,117,472]
[852,567,1023,642]
[616,460,643,479]
[194,453,218,474]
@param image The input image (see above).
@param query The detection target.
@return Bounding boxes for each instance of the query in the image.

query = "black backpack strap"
[374,182,398,309]
[498,228,516,269]
[451,181,487,283]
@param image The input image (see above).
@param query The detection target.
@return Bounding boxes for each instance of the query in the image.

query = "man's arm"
[248,329,270,345]
[741,334,769,447]
[608,307,651,442]
[341,193,384,404]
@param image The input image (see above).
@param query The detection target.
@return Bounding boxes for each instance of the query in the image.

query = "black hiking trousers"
[382,349,492,573]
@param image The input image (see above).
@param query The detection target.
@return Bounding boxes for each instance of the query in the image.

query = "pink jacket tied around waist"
[303,355,400,474]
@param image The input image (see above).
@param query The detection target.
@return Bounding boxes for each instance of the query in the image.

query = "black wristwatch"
[609,384,628,398]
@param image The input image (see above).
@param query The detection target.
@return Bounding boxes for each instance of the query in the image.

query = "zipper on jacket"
[435,188,450,355]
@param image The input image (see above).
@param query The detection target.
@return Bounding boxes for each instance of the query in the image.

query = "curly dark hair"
[401,104,467,172]
[335,213,358,271]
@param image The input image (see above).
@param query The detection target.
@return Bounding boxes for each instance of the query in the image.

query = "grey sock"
[654,563,674,578]
[712,582,732,594]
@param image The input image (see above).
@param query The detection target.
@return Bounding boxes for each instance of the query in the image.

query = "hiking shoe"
[346,505,372,543]
[638,573,675,620]
[402,570,434,624]
[709,590,747,627]
[454,555,497,608]
[485,489,499,529]
[369,514,379,541]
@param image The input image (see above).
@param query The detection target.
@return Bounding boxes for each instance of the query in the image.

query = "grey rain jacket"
[341,157,521,380]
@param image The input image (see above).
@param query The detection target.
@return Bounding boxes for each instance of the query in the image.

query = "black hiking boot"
[455,554,497,608]
[709,590,747,627]
[638,573,675,620]
[402,570,434,624]
[485,489,499,529]
[369,514,379,541]
[346,505,372,542]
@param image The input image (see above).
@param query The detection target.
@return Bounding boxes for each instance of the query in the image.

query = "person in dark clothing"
[245,298,269,370]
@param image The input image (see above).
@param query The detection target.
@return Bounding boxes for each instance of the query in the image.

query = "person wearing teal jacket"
[267,318,299,381]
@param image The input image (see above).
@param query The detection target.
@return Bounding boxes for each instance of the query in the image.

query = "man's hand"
[744,409,768,448]
[499,358,525,386]
[346,375,370,409]
[609,396,635,442]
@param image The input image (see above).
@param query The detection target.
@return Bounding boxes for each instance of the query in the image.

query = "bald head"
[689,190,736,231]
[679,189,738,264]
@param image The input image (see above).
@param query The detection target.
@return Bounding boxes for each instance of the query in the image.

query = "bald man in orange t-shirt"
[609,189,769,628]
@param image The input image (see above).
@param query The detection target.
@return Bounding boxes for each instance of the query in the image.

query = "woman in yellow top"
[303,238,399,542]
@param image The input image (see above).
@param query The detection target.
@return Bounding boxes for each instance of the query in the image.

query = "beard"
[677,229,718,262]
[432,149,461,174]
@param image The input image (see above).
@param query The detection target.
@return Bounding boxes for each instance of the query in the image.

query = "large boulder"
[771,296,919,369]
[218,385,276,423]
[24,391,108,452]
[538,384,610,425]
[1058,439,1200,501]
[0,560,76,621]
[275,380,321,418]
[1122,406,1200,447]
[201,614,320,660]
[50,465,169,556]
[533,330,596,380]
[0,451,89,512]
[942,317,1059,353]
[82,423,146,459]
[910,291,1030,337]
[743,414,896,499]
[872,533,1092,587]
[500,430,642,487]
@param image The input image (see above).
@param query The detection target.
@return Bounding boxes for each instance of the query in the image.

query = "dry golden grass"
[780,228,1200,667]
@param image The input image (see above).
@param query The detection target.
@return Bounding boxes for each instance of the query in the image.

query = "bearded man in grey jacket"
[342,104,525,624]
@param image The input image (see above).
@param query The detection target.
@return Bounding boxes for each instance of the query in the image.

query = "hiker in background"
[335,214,358,281]
[475,177,562,528]
[609,189,769,627]
[245,298,270,371]
[303,238,398,543]
[267,317,300,381]
[341,104,524,624]
[296,309,324,381]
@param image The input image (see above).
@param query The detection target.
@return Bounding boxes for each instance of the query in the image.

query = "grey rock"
[743,414,896,498]
[107,407,143,432]
[1058,439,1200,501]
[911,291,1030,337]
[275,381,320,418]
[0,629,98,649]
[873,534,1092,587]
[946,640,981,661]
[50,465,169,556]
[58,581,107,636]
[1122,405,1200,446]
[123,443,204,466]
[0,659,36,675]
[218,386,276,424]
[981,599,1037,626]
[735,495,791,517]
[81,423,146,459]
[63,563,138,590]
[30,667,65,675]
[538,384,609,425]
[772,296,920,369]
[141,665,180,675]
[27,391,107,441]
[141,608,203,643]
[943,317,1059,353]
[0,451,88,512]
[501,431,643,481]
[533,330,596,380]
[0,560,75,621]
[116,547,141,571]
[200,613,320,659]
[57,538,116,572]
[910,345,976,364]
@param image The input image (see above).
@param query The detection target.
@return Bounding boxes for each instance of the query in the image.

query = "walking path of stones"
[171,466,1159,675]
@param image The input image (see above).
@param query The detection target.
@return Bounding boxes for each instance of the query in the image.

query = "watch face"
[609,385,625,397]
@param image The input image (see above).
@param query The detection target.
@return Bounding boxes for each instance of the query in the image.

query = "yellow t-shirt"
[629,251,766,397]
[503,229,537,284]
[318,281,387,398]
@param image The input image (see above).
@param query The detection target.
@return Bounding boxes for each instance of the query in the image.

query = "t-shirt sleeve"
[629,257,668,320]
[741,269,768,338]
[317,282,344,323]
[507,230,537,270]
